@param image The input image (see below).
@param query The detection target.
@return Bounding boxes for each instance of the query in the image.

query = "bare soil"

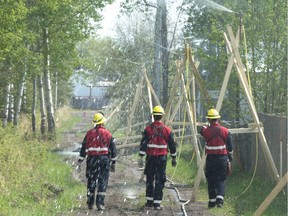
[58,110,213,216]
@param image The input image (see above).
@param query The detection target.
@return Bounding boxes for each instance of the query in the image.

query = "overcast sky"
[97,0,122,37]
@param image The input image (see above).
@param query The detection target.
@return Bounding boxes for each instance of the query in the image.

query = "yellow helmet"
[92,113,106,125]
[152,105,165,115]
[206,109,221,119]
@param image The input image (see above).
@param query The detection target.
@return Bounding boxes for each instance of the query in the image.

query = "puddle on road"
[58,142,81,157]
[59,151,79,156]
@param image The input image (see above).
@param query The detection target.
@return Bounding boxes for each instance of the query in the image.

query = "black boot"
[87,194,94,209]
[208,201,216,208]
[216,198,224,208]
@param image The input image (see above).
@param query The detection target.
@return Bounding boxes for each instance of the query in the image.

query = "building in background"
[70,74,115,110]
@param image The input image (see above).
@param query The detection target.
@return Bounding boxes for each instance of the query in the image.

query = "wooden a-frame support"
[224,26,279,182]
[190,25,280,202]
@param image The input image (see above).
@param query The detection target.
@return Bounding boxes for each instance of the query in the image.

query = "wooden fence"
[234,113,287,180]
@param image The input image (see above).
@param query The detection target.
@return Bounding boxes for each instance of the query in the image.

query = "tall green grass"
[0,109,85,215]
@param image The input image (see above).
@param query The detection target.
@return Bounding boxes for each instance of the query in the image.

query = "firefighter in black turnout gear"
[200,109,233,208]
[138,105,177,210]
[77,112,117,211]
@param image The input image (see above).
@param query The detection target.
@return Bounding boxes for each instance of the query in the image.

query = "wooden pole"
[143,68,161,106]
[163,61,182,123]
[180,74,201,166]
[124,77,144,145]
[168,95,183,124]
[107,100,124,121]
[216,28,240,111]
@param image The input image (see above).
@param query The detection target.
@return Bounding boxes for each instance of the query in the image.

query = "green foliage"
[0,0,27,61]
[0,0,114,122]
[183,0,287,117]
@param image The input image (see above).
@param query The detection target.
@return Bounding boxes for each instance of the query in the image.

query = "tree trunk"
[152,0,162,103]
[32,77,37,132]
[23,84,27,112]
[160,0,169,106]
[38,75,46,135]
[8,84,14,123]
[14,69,27,127]
[43,27,55,132]
[54,71,58,110]
[2,84,11,128]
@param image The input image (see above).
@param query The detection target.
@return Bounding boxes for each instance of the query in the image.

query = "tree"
[121,0,173,106]
[0,0,114,135]
[182,0,287,120]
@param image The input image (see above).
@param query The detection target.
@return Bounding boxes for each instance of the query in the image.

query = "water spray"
[200,0,234,13]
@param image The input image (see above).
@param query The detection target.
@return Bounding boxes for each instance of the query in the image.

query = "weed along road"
[59,110,212,216]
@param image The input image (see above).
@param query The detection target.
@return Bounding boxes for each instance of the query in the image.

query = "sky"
[97,0,122,37]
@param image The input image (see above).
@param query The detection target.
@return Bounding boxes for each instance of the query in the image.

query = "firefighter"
[200,109,233,208]
[77,112,117,210]
[138,105,177,210]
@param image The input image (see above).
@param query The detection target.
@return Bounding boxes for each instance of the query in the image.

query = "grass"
[166,142,288,216]
[0,108,85,216]
[1,153,85,216]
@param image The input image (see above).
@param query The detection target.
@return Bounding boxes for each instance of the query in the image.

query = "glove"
[171,158,177,167]
[110,163,115,173]
[228,153,233,162]
[76,161,82,173]
[138,156,144,168]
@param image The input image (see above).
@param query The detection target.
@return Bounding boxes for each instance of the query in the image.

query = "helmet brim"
[206,115,221,119]
[151,113,165,115]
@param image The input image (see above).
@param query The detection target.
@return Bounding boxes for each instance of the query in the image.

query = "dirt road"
[59,110,212,216]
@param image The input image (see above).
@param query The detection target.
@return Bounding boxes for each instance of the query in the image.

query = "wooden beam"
[253,173,288,216]
[116,142,139,149]
[125,77,144,143]
[107,100,124,121]
[167,95,183,123]
[188,49,212,108]
[217,28,240,113]
[143,68,161,106]
[163,61,182,122]
[180,74,201,166]
[147,79,154,122]
[117,121,149,131]
[167,121,207,126]
[115,135,142,142]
